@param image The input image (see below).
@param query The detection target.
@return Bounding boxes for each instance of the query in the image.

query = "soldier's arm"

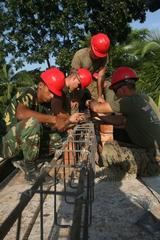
[89,100,113,113]
[71,52,81,70]
[16,103,57,125]
[97,67,106,103]
[54,112,86,132]
[16,103,86,132]
[96,114,126,127]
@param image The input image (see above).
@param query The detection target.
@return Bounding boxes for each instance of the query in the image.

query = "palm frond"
[146,30,160,42]
[141,41,160,57]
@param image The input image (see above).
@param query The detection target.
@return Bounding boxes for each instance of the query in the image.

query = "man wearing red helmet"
[51,68,92,115]
[89,66,160,177]
[1,67,85,184]
[71,33,110,103]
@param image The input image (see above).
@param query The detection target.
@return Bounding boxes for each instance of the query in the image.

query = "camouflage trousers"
[101,141,160,177]
[2,117,66,163]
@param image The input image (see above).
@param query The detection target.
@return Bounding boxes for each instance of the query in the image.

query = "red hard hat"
[110,67,139,89]
[40,67,65,96]
[77,68,92,89]
[91,33,110,58]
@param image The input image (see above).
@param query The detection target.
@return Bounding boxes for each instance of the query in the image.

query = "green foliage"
[141,41,160,57]
[1,1,158,108]
[0,0,88,71]
[0,64,14,103]
[137,51,160,105]
[86,0,147,43]
[111,29,160,105]
[158,95,160,107]
[0,64,39,115]
[0,0,148,72]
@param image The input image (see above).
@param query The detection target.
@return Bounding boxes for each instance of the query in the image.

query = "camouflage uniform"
[2,86,65,165]
[101,141,160,177]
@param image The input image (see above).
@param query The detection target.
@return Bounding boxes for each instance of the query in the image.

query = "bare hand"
[69,113,86,123]
[97,96,105,103]
[54,113,69,131]
[98,67,106,78]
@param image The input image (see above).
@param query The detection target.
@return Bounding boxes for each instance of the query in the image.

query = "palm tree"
[0,64,36,115]
[0,64,14,101]
[137,30,160,106]
[111,29,160,106]
[142,30,160,57]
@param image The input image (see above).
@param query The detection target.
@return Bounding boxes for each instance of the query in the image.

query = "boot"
[12,160,25,173]
[24,161,55,185]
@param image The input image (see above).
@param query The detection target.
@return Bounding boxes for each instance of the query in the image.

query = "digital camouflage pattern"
[101,141,160,177]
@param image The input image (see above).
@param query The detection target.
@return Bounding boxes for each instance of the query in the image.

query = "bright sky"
[20,9,160,72]
[131,9,160,30]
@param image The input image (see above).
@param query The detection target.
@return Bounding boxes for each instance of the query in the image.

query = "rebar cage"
[0,121,97,240]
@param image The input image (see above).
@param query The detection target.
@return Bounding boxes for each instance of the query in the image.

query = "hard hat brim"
[109,78,138,90]
[41,78,62,96]
[91,45,108,58]
[51,89,62,96]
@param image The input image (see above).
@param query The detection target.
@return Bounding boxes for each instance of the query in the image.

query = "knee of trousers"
[25,117,41,130]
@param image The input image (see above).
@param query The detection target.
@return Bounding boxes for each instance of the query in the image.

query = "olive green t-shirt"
[71,47,108,99]
[109,93,160,148]
[71,47,108,74]
[3,86,49,131]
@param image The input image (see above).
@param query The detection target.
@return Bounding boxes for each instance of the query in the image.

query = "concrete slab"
[89,171,160,240]
[1,169,160,240]
[141,176,160,201]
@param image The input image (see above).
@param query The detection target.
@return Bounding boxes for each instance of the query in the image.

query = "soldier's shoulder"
[20,86,37,95]
[74,48,89,57]
[15,86,37,101]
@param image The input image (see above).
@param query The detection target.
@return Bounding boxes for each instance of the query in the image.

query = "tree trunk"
[46,58,51,68]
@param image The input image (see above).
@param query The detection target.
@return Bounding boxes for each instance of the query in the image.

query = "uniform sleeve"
[105,83,121,113]
[71,51,82,69]
[104,55,109,68]
[109,98,121,113]
[16,88,35,109]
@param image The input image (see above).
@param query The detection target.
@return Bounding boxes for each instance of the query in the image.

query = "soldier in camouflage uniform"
[2,67,85,183]
[71,33,110,103]
[89,67,160,177]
